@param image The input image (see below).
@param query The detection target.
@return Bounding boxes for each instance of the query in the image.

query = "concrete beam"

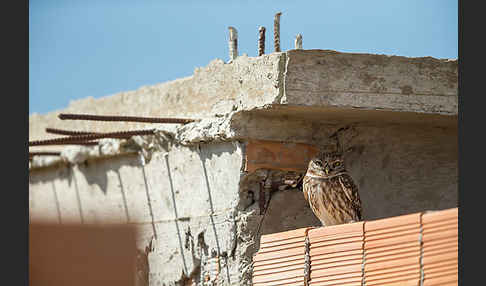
[282,50,457,115]
[29,50,457,144]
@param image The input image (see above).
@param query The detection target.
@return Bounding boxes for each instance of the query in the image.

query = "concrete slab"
[29,49,457,145]
[282,50,457,114]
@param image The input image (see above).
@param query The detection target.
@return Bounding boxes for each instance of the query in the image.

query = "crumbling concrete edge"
[29,100,458,171]
[274,52,288,104]
[29,130,175,171]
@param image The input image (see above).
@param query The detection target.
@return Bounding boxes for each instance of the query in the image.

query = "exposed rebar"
[304,235,311,286]
[46,127,135,139]
[29,140,100,147]
[295,34,303,50]
[258,26,266,56]
[228,26,238,61]
[58,113,196,124]
[29,129,155,146]
[274,12,282,52]
[46,128,100,136]
[259,181,265,215]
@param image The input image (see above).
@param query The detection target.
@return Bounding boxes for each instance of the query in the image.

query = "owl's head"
[306,151,346,178]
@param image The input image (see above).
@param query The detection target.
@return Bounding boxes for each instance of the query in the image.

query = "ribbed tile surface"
[422,208,458,286]
[364,213,422,286]
[251,208,458,286]
[253,227,312,286]
[308,222,364,286]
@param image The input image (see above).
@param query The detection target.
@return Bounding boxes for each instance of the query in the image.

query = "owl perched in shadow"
[303,151,362,226]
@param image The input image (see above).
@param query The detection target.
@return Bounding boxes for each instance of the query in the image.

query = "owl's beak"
[324,166,330,174]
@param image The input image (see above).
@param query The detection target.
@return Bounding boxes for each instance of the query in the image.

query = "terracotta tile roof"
[422,208,458,286]
[253,227,313,286]
[309,222,363,286]
[252,207,458,286]
[364,213,421,285]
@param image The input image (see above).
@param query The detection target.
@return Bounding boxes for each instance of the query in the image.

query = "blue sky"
[29,0,457,115]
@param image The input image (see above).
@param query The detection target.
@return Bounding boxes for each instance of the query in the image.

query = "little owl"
[303,151,362,226]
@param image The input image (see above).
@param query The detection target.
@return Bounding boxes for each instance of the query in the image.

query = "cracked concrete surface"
[29,49,457,285]
[29,50,456,145]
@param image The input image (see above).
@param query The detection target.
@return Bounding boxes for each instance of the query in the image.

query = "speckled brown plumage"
[303,152,362,226]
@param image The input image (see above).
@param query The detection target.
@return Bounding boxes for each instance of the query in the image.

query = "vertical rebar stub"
[273,12,282,52]
[228,26,238,61]
[295,34,303,50]
[258,26,266,56]
[304,235,311,286]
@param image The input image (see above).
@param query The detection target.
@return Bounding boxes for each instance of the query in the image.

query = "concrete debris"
[175,114,234,145]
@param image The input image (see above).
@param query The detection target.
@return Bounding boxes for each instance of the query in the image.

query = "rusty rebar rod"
[29,129,155,146]
[258,26,266,56]
[58,113,196,124]
[29,140,100,147]
[46,127,134,139]
[45,128,100,136]
[274,12,282,52]
[29,151,62,158]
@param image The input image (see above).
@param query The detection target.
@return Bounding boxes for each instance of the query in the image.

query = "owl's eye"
[333,161,341,168]
[314,160,323,167]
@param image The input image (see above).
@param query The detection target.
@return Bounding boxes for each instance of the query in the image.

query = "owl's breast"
[304,176,339,193]
[303,175,361,225]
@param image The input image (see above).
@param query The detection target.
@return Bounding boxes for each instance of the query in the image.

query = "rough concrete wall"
[344,124,457,219]
[28,120,458,285]
[30,142,249,285]
[238,121,457,226]
[28,140,329,286]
